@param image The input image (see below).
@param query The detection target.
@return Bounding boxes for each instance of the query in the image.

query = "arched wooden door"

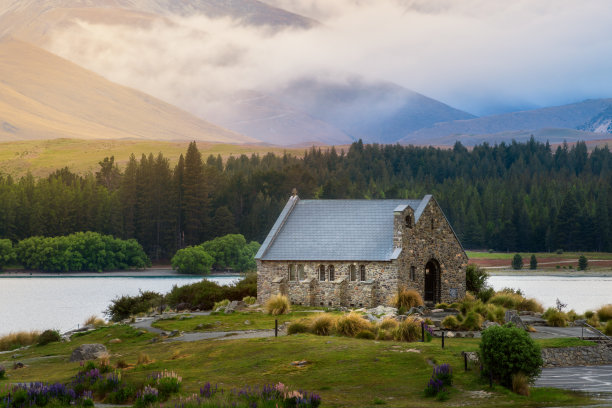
[424,259,441,303]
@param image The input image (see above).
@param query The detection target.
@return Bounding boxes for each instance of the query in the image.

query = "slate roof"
[256,196,431,261]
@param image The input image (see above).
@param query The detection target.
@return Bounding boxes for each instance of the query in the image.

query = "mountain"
[400,99,612,145]
[0,39,253,143]
[580,106,612,134]
[274,78,476,144]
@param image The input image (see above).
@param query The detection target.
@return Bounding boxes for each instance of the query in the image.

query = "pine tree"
[512,253,523,270]
[578,255,588,271]
[529,254,537,270]
[182,142,208,245]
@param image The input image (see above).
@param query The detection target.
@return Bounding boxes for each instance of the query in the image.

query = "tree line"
[0,138,611,257]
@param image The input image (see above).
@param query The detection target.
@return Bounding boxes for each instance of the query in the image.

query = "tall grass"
[0,331,40,351]
[84,315,106,328]
[393,317,420,342]
[310,314,336,336]
[264,294,291,316]
[391,288,424,309]
[597,304,612,321]
[336,313,371,337]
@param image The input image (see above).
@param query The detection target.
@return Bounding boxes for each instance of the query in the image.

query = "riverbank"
[0,268,242,278]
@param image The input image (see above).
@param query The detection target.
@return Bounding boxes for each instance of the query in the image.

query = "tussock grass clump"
[97,352,111,372]
[441,316,460,330]
[376,328,394,341]
[597,304,612,322]
[511,372,530,396]
[584,310,595,319]
[378,317,399,331]
[489,292,522,309]
[460,312,483,331]
[0,331,40,351]
[586,314,600,327]
[391,288,424,309]
[242,296,256,305]
[393,317,420,342]
[116,359,128,369]
[213,299,230,311]
[310,314,336,336]
[604,320,612,336]
[518,298,544,313]
[355,330,376,340]
[84,315,106,328]
[137,352,152,365]
[336,313,371,337]
[265,294,291,315]
[544,309,568,327]
[287,321,309,335]
[37,330,60,346]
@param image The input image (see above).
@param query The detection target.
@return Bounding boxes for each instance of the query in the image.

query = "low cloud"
[48,0,612,117]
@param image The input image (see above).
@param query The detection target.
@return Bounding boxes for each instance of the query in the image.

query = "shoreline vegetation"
[0,268,242,278]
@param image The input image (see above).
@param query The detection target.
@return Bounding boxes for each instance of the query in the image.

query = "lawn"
[0,324,597,408]
[466,251,612,260]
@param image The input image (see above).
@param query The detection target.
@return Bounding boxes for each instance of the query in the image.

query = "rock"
[175,303,191,311]
[446,331,455,338]
[168,330,179,337]
[367,305,397,316]
[13,362,25,369]
[291,360,309,367]
[504,310,527,330]
[407,306,425,315]
[69,344,108,362]
[244,320,251,325]
[482,321,500,329]
[225,300,245,314]
[430,308,444,313]
[109,338,122,344]
[363,313,379,323]
[454,332,463,338]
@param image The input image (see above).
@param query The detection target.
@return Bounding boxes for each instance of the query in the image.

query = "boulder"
[504,310,527,330]
[69,344,108,362]
[482,321,500,330]
[225,300,245,314]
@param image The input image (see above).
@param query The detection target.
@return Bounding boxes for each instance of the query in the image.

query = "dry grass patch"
[391,288,424,309]
[597,304,612,321]
[393,317,421,342]
[0,331,40,351]
[265,294,291,316]
[137,352,152,365]
[84,315,107,328]
[336,313,371,337]
[310,314,337,336]
[512,372,530,396]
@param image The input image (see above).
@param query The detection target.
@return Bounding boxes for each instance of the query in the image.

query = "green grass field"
[467,251,612,260]
[0,321,597,408]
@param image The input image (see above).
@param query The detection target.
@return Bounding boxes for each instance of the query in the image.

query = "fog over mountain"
[2,1,612,145]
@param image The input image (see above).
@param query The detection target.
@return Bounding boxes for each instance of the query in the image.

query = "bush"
[512,372,530,396]
[84,315,106,328]
[213,299,230,311]
[336,313,371,337]
[517,298,544,313]
[556,249,563,254]
[355,330,376,340]
[137,353,152,365]
[37,330,61,346]
[378,317,399,331]
[584,310,595,319]
[466,264,489,295]
[529,255,537,270]
[604,320,612,336]
[480,324,542,387]
[376,328,394,341]
[545,310,568,327]
[265,294,290,315]
[442,315,460,330]
[587,314,600,327]
[0,331,40,351]
[511,254,523,270]
[242,296,256,305]
[171,246,214,274]
[200,234,260,272]
[597,304,612,321]
[0,239,15,270]
[391,288,423,309]
[105,290,164,321]
[135,385,159,408]
[477,287,495,303]
[393,317,420,342]
[578,255,588,271]
[460,311,483,331]
[489,291,522,309]
[424,364,452,398]
[287,321,310,335]
[0,365,5,380]
[310,314,336,336]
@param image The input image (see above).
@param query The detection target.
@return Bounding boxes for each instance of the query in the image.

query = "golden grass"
[0,330,40,351]
[97,352,110,370]
[310,314,337,336]
[511,372,530,396]
[335,313,371,337]
[264,294,291,316]
[596,304,612,321]
[84,315,106,328]
[393,317,421,342]
[390,288,424,309]
[136,352,152,366]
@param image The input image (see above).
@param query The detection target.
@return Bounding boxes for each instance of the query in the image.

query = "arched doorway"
[424,259,440,303]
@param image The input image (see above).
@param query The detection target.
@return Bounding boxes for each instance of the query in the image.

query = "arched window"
[328,265,335,281]
[298,264,305,281]
[360,265,366,281]
[288,264,296,281]
[349,265,357,281]
[319,265,326,281]
[405,214,413,228]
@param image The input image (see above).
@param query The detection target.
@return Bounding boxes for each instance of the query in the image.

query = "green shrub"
[597,304,612,321]
[604,320,612,336]
[37,329,61,346]
[336,313,371,337]
[355,330,376,340]
[213,299,230,311]
[511,254,523,270]
[545,310,568,327]
[460,311,483,331]
[584,310,595,319]
[442,315,460,330]
[480,324,543,387]
[435,303,450,309]
[466,264,489,295]
[587,314,600,327]
[265,294,290,315]
[0,365,5,380]
[529,255,537,270]
[566,310,580,322]
[477,287,495,303]
[518,298,544,313]
[376,328,394,341]
[200,234,260,272]
[393,317,420,342]
[105,290,164,321]
[287,321,309,335]
[556,249,563,254]
[489,292,521,309]
[242,296,256,305]
[171,246,214,274]
[310,314,336,336]
[578,255,588,271]
[0,239,15,270]
[391,288,423,309]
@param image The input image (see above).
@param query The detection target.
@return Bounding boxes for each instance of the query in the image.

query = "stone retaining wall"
[541,344,612,367]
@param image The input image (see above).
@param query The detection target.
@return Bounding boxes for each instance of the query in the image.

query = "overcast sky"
[49,0,612,116]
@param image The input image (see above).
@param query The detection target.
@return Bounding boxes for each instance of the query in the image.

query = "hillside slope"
[0,39,253,143]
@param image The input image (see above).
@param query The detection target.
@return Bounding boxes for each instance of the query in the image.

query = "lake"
[0,274,239,336]
[488,275,612,313]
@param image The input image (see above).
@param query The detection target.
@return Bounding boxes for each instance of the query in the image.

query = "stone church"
[255,193,467,308]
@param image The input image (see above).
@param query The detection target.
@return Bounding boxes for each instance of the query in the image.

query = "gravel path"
[535,365,612,397]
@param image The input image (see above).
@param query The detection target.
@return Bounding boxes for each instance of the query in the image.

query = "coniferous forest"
[0,138,611,261]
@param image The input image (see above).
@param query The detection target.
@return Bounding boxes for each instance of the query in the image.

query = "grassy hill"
[0,138,311,178]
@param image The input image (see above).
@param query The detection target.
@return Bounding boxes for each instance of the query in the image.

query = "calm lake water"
[488,275,612,313]
[0,274,239,336]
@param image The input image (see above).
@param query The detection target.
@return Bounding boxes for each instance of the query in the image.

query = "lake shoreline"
[0,268,242,278]
[488,269,612,277]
